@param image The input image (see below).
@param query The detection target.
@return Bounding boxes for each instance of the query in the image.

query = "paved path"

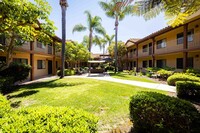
[22,73,176,93]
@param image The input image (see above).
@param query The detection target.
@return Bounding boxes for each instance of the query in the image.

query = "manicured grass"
[109,72,157,83]
[8,78,166,131]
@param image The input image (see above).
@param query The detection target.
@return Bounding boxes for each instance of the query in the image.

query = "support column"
[152,38,155,67]
[52,41,56,75]
[30,41,34,81]
[136,44,139,72]
[183,24,188,70]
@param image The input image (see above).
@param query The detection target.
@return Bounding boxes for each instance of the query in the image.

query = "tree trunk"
[88,29,93,52]
[6,36,15,66]
[114,15,119,73]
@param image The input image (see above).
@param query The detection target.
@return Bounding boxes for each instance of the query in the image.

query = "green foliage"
[186,68,200,77]
[146,67,161,72]
[157,69,173,79]
[0,94,11,118]
[108,41,127,59]
[129,92,200,133]
[0,76,14,94]
[167,73,200,86]
[1,106,98,133]
[0,62,31,83]
[176,81,200,99]
[57,69,75,76]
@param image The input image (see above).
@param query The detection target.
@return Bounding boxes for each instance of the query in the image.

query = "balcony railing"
[48,45,52,54]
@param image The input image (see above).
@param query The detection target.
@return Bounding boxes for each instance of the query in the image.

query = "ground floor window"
[37,60,46,69]
[156,59,166,68]
[133,61,136,67]
[176,58,183,69]
[149,60,152,67]
[13,58,28,65]
[142,60,148,68]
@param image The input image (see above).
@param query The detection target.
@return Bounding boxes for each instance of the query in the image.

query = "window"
[177,33,184,44]
[188,29,194,42]
[142,60,148,68]
[133,61,136,67]
[13,58,28,64]
[149,60,152,67]
[176,58,183,69]
[187,57,193,68]
[0,34,6,45]
[37,60,46,69]
[156,59,166,68]
[143,45,148,52]
[37,41,45,49]
[157,39,166,49]
[133,48,136,54]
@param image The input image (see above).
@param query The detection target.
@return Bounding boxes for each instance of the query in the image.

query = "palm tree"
[104,34,115,46]
[72,11,105,52]
[99,0,133,72]
[94,36,107,56]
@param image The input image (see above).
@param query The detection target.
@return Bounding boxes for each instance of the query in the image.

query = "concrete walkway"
[22,73,176,93]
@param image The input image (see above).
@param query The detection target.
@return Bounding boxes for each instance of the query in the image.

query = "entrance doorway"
[48,60,52,75]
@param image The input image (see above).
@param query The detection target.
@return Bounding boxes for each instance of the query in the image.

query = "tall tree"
[133,0,200,27]
[104,34,115,46]
[99,0,133,72]
[0,0,56,66]
[72,11,105,52]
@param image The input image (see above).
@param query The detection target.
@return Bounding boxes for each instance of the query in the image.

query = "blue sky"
[47,0,168,53]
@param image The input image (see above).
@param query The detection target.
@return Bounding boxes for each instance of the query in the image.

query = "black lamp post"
[60,0,68,78]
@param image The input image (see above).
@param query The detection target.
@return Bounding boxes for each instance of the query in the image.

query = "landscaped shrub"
[57,69,75,76]
[186,68,200,77]
[129,92,200,133]
[1,106,98,133]
[167,73,200,86]
[0,62,31,83]
[0,94,11,118]
[157,69,173,79]
[0,76,14,94]
[176,81,200,99]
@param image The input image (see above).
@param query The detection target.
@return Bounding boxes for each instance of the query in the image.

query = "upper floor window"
[157,39,166,49]
[143,45,148,52]
[188,29,194,42]
[37,41,45,49]
[177,33,183,45]
[133,48,136,54]
[0,34,6,45]
[13,58,28,65]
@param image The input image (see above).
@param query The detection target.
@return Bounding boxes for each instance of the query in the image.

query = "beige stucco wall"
[33,55,48,79]
[138,39,152,57]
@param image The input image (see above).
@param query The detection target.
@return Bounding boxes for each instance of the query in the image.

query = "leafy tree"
[108,41,127,69]
[0,0,56,65]
[133,0,200,27]
[72,11,105,52]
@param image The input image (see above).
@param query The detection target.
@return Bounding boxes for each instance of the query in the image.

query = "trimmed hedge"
[57,69,75,76]
[0,94,11,118]
[129,92,200,133]
[167,73,200,86]
[176,81,200,99]
[157,69,173,79]
[1,106,98,132]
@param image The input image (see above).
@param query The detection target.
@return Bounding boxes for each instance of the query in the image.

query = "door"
[48,60,52,75]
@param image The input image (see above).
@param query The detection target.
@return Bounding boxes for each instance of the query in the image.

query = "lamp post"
[114,0,133,73]
[60,0,68,78]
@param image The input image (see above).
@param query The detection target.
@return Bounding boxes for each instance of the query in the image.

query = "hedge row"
[0,94,98,133]
[176,81,200,99]
[167,73,200,86]
[129,92,200,133]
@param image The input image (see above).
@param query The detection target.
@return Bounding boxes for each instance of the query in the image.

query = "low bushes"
[57,69,75,76]
[0,96,98,133]
[186,68,200,77]
[167,73,200,86]
[129,92,200,133]
[157,69,173,79]
[0,94,11,118]
[176,81,200,99]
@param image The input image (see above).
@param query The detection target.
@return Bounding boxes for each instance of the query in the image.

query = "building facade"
[123,10,200,72]
[0,36,62,81]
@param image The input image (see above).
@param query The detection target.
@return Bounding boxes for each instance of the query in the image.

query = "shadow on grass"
[8,90,39,99]
[10,101,21,108]
[20,79,84,90]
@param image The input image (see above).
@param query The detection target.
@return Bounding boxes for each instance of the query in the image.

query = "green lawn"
[8,78,166,131]
[109,72,156,83]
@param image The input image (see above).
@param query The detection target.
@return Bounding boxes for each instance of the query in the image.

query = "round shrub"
[0,94,11,118]
[0,76,14,94]
[176,81,200,99]
[167,73,200,86]
[157,69,173,79]
[129,92,200,133]
[0,106,98,133]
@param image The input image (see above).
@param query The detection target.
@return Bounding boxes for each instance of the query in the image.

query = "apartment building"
[0,36,62,81]
[123,10,200,72]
